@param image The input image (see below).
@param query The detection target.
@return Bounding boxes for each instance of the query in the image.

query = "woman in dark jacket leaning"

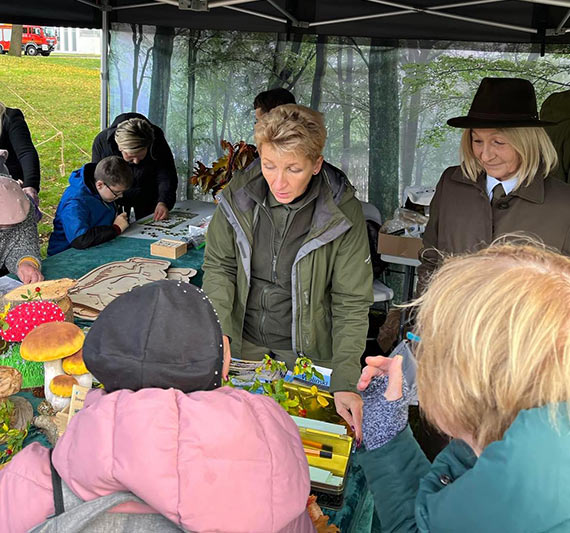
[0,102,41,204]
[91,113,178,221]
[418,77,570,289]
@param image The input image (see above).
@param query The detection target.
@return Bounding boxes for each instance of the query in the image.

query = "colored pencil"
[301,438,333,452]
[304,447,333,459]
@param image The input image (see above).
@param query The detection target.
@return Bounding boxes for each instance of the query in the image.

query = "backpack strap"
[49,448,65,517]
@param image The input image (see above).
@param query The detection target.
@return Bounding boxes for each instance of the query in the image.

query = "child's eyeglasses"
[104,183,123,199]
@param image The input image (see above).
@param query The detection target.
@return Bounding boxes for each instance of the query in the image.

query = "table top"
[381,253,421,267]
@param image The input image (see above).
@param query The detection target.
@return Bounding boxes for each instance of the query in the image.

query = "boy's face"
[95,180,128,203]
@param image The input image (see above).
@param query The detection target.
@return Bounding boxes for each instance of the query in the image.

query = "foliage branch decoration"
[0,399,28,465]
[191,139,257,195]
[226,354,328,417]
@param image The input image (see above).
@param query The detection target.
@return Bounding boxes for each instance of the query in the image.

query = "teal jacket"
[202,159,373,393]
[364,406,570,532]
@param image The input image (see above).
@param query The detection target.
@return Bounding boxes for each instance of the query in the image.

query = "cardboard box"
[378,233,423,260]
[150,239,187,259]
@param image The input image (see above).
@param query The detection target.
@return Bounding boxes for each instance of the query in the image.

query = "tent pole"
[223,5,287,22]
[556,8,570,33]
[100,1,110,130]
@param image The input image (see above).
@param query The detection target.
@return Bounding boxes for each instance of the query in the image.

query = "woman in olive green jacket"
[202,104,373,439]
[419,78,570,290]
[359,242,570,533]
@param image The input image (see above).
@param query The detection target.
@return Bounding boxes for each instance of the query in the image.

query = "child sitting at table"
[47,155,133,256]
[0,280,316,533]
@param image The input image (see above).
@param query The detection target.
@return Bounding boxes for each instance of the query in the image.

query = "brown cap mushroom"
[20,322,84,362]
[20,322,85,412]
[49,374,78,398]
[62,350,88,376]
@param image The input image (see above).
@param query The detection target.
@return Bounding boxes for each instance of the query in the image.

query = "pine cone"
[0,366,22,399]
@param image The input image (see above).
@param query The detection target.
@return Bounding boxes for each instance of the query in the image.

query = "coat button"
[439,474,452,486]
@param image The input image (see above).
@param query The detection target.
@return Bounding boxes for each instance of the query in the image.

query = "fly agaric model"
[20,322,92,411]
[0,300,65,343]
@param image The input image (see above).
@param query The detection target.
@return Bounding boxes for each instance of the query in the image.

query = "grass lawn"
[0,54,100,256]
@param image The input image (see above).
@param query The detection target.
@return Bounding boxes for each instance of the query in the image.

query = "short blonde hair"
[254,104,326,162]
[414,239,570,451]
[460,127,558,188]
[114,118,154,153]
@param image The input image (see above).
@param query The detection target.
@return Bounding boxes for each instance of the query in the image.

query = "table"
[28,200,380,532]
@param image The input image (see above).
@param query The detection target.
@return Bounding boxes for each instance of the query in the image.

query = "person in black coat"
[91,113,178,220]
[0,103,41,205]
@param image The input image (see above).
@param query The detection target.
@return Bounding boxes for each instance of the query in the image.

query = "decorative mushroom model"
[20,322,91,411]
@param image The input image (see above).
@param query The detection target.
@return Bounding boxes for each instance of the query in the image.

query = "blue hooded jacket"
[48,163,117,256]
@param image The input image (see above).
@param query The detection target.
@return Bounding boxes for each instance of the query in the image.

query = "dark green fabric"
[244,180,318,349]
[42,236,206,286]
[365,406,570,533]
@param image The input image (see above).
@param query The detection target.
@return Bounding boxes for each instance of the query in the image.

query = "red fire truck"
[0,24,58,56]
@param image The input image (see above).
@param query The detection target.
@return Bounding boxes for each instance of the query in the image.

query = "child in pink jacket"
[0,280,315,532]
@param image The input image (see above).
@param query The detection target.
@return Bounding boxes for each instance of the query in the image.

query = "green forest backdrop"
[108,24,570,220]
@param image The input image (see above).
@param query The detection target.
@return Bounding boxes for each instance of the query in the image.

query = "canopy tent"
[2,0,570,44]
[3,0,569,129]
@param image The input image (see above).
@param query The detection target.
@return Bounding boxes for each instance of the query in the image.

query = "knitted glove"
[361,374,410,451]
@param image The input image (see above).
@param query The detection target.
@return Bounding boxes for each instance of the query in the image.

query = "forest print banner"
[109,24,570,219]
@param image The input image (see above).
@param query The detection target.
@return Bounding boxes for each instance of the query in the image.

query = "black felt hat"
[447,78,556,129]
[83,280,223,393]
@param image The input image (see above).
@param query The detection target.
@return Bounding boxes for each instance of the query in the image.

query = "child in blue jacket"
[48,156,132,255]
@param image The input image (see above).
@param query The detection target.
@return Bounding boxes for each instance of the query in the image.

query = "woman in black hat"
[418,77,570,290]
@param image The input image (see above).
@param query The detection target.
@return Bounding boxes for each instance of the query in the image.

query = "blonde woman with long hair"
[418,78,570,292]
[0,101,41,204]
[359,240,570,532]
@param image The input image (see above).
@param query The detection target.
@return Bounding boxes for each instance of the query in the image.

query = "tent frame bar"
[311,0,537,34]
[223,5,286,23]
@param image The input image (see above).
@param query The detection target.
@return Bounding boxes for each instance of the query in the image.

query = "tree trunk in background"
[8,25,22,57]
[310,35,327,110]
[211,82,221,158]
[131,25,143,111]
[130,25,152,112]
[400,47,421,192]
[220,76,232,142]
[337,43,354,175]
[268,33,314,92]
[148,26,175,129]
[368,41,399,221]
[186,30,200,200]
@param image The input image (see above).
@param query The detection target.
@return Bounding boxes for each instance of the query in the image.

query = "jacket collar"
[230,160,352,240]
[451,168,545,204]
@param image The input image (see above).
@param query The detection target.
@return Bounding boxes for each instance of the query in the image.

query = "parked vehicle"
[0,24,58,56]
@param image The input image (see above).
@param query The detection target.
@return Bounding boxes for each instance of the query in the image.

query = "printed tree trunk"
[268,33,315,91]
[8,25,22,57]
[337,42,354,175]
[310,35,327,111]
[368,41,399,221]
[148,26,175,129]
[186,30,200,200]
[131,24,152,112]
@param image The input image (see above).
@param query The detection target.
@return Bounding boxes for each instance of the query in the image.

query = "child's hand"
[17,261,44,284]
[114,213,129,233]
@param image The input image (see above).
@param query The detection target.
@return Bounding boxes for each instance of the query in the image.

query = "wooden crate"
[150,239,188,259]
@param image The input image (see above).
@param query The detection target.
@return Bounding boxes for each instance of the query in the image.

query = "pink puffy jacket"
[0,387,316,532]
